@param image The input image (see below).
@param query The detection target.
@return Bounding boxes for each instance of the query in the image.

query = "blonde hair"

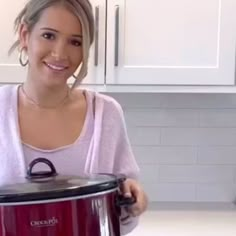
[9,0,94,87]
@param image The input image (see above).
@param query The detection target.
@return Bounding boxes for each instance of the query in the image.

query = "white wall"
[109,93,236,203]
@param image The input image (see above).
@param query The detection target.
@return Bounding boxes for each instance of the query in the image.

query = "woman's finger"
[121,180,132,197]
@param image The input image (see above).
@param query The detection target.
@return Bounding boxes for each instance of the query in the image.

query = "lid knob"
[27,158,58,180]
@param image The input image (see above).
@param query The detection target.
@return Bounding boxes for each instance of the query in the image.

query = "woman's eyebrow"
[40,27,83,38]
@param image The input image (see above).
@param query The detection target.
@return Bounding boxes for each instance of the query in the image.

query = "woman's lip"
[44,62,68,71]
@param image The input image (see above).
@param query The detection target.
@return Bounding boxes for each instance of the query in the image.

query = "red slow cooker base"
[0,191,120,236]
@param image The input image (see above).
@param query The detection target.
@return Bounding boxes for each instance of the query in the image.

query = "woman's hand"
[121,178,148,217]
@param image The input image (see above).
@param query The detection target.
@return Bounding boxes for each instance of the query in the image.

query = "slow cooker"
[0,158,135,236]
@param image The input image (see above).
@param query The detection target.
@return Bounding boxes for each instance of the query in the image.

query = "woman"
[0,0,148,234]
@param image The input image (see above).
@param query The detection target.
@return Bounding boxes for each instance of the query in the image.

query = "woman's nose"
[51,41,68,61]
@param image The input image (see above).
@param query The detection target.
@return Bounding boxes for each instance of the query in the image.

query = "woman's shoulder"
[86,90,124,114]
[0,84,17,99]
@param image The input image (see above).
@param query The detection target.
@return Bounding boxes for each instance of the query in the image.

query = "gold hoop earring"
[19,47,29,67]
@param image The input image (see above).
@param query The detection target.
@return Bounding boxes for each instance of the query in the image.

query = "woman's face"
[20,4,83,87]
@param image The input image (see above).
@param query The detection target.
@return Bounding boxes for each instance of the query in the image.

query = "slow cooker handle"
[116,174,137,207]
[117,195,136,207]
[96,173,137,206]
[27,158,58,179]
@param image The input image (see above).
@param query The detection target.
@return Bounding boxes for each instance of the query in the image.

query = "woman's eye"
[42,32,55,40]
[71,39,82,47]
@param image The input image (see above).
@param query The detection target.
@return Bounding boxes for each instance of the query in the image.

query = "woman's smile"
[44,61,69,72]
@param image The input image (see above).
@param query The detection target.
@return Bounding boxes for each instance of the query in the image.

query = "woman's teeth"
[46,63,67,71]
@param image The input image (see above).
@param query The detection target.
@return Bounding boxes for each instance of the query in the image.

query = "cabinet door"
[0,0,26,84]
[0,0,105,84]
[106,0,236,85]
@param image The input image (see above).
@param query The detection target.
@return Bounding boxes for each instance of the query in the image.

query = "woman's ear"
[19,23,29,49]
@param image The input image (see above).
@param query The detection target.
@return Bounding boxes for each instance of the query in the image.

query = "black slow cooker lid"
[0,158,123,203]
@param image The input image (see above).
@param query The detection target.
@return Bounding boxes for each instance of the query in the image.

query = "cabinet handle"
[235,44,236,83]
[94,6,99,66]
[114,5,120,67]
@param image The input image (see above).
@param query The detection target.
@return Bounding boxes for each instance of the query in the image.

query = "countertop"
[127,202,236,236]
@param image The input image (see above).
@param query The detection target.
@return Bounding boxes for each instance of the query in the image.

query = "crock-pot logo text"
[30,217,58,227]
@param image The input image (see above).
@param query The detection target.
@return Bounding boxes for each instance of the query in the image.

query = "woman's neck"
[21,80,71,109]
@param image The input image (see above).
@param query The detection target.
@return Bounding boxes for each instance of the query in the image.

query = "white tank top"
[22,91,94,176]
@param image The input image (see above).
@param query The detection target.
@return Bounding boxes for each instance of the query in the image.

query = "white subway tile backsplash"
[125,109,199,127]
[140,183,196,202]
[196,166,236,184]
[158,165,197,183]
[160,94,236,108]
[161,128,199,145]
[139,165,159,183]
[109,93,236,109]
[198,128,236,146]
[125,110,162,127]
[108,93,162,108]
[128,127,161,145]
[197,147,236,164]
[199,109,236,127]
[133,146,197,165]
[160,109,199,127]
[140,183,159,202]
[132,146,160,164]
[196,184,236,202]
[155,183,196,201]
[157,147,197,164]
[161,128,236,146]
[158,165,235,184]
[109,93,236,202]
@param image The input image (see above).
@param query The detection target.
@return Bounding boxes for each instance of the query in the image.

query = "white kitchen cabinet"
[106,0,236,85]
[0,0,236,90]
[0,0,105,85]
